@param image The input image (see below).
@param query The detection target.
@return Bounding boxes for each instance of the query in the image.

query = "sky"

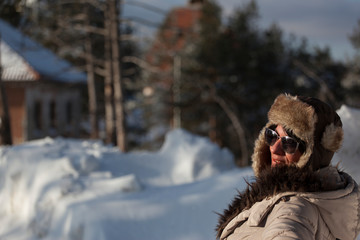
[122,0,360,61]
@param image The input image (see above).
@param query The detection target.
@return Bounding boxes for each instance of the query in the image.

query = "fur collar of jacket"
[216,165,345,239]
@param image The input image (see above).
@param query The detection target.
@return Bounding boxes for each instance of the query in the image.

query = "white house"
[0,19,87,144]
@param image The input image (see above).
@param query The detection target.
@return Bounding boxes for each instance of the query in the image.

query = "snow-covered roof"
[0,19,86,84]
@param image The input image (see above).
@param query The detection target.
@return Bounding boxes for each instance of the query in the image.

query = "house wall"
[25,84,82,141]
[6,85,26,144]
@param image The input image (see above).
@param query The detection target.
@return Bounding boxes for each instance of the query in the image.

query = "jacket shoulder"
[220,193,320,240]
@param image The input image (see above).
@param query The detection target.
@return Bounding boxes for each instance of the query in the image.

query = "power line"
[123,1,167,16]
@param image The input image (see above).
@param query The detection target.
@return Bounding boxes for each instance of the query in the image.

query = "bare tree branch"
[204,80,249,166]
[293,59,336,103]
[122,56,171,74]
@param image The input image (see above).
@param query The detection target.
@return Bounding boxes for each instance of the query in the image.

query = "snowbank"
[332,105,360,183]
[0,129,239,240]
[159,129,235,184]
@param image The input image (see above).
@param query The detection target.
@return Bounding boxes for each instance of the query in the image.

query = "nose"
[270,138,285,155]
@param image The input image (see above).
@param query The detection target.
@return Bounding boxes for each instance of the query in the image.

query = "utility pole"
[173,54,181,128]
[108,0,127,151]
[0,34,12,145]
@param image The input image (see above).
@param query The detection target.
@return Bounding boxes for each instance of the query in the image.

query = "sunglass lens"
[265,128,278,146]
[281,137,298,154]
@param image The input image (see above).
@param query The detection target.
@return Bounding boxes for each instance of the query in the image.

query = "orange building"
[144,0,203,133]
[146,0,203,82]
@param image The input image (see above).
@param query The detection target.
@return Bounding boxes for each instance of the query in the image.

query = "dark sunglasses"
[264,128,300,154]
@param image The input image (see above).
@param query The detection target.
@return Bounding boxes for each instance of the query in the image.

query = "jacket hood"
[252,93,343,177]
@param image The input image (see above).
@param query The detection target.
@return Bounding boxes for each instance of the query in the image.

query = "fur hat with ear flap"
[252,93,343,177]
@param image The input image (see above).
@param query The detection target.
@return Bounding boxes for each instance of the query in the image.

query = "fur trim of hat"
[251,93,343,176]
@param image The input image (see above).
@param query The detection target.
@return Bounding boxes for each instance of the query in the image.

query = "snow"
[332,105,360,184]
[0,106,359,240]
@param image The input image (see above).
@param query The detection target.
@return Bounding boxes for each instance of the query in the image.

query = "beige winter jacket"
[219,167,360,240]
[217,94,360,239]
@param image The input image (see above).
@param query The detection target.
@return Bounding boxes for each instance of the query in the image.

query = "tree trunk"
[104,2,115,144]
[108,0,127,151]
[85,4,99,139]
[0,34,12,145]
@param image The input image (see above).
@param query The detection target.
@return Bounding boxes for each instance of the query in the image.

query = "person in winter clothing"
[216,93,360,240]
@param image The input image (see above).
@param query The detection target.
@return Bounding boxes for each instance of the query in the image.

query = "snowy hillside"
[0,105,359,240]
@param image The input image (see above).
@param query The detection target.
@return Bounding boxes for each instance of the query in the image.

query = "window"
[66,101,73,125]
[50,100,56,128]
[34,101,42,130]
